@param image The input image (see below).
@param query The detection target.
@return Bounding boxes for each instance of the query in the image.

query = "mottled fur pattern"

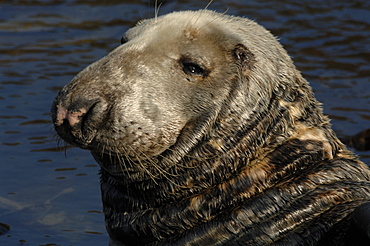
[52,10,370,245]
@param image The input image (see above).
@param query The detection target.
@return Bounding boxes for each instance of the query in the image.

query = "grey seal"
[51,10,370,245]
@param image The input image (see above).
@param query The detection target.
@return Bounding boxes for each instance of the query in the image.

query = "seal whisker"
[116,151,129,175]
[221,7,229,15]
[154,0,162,23]
[204,0,214,10]
[50,130,66,152]
[114,140,136,180]
[60,140,68,158]
[133,147,182,183]
[125,144,162,184]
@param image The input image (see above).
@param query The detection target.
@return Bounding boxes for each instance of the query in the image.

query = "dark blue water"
[0,0,369,245]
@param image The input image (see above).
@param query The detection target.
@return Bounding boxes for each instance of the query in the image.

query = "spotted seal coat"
[51,10,370,245]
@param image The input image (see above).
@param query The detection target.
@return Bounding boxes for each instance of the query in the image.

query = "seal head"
[52,10,370,245]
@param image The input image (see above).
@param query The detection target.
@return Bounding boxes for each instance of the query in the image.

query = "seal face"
[52,10,370,245]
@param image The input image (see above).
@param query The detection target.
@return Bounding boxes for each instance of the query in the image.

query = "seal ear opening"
[233,44,256,71]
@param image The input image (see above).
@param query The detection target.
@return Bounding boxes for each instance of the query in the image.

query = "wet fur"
[52,10,370,245]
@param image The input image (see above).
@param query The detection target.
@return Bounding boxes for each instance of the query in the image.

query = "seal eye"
[182,62,206,76]
[120,35,129,45]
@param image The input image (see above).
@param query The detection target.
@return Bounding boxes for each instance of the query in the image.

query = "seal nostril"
[64,107,87,127]
[53,98,108,148]
[80,100,106,136]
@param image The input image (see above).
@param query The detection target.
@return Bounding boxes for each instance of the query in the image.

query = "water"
[0,0,369,245]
